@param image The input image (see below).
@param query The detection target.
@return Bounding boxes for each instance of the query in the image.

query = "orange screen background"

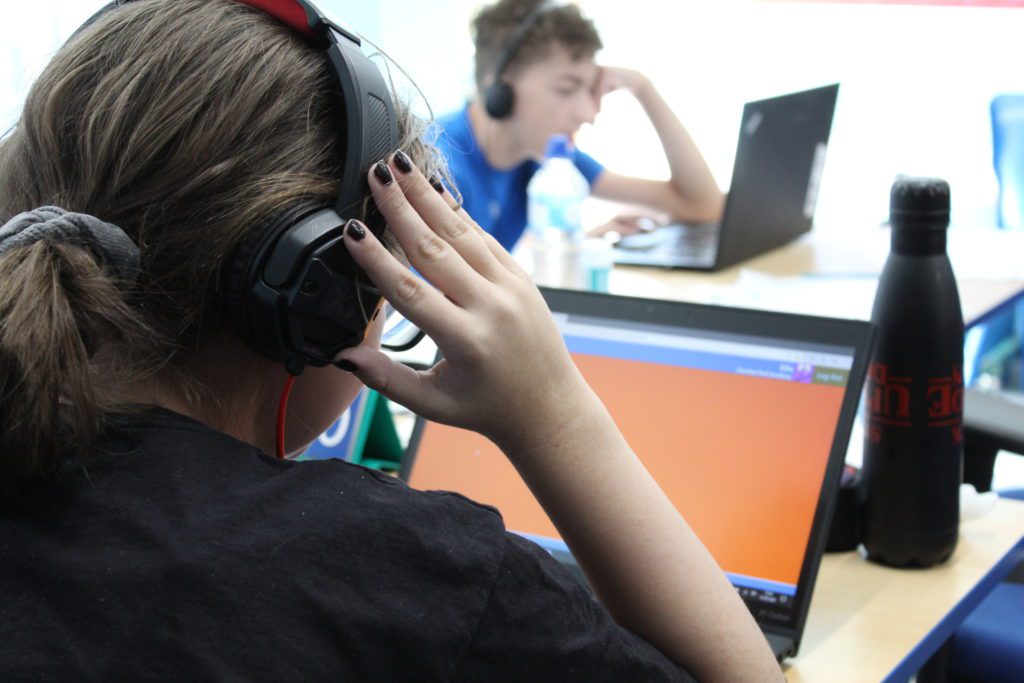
[408,351,846,586]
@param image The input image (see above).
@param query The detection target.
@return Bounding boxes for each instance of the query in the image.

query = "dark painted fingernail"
[346,219,366,241]
[374,159,394,185]
[371,306,382,321]
[393,150,413,174]
[335,359,358,372]
[428,175,445,194]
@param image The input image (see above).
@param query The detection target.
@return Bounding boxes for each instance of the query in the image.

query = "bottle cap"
[544,135,574,159]
[889,176,950,229]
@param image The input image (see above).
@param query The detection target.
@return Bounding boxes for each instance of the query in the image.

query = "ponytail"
[0,208,148,499]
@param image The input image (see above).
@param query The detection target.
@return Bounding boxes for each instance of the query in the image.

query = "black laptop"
[401,287,873,662]
[613,83,839,271]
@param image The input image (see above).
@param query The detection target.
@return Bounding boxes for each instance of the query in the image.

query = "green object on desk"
[350,390,403,472]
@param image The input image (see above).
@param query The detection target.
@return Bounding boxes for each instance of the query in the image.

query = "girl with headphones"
[434,0,725,252]
[0,1,779,680]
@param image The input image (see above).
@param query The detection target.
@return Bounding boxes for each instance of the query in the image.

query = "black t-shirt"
[0,409,692,681]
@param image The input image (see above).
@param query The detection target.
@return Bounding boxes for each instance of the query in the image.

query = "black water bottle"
[861,177,964,568]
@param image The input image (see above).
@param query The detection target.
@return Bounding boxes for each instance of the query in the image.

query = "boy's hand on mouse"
[588,212,664,237]
[335,154,597,455]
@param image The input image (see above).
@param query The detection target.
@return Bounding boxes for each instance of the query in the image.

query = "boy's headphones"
[77,0,398,374]
[483,0,560,120]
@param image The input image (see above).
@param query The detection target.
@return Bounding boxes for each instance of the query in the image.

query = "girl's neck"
[116,334,278,453]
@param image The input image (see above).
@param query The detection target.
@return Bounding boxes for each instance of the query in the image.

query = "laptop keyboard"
[614,223,720,263]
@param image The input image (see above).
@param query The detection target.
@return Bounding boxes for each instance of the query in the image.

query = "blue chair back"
[991,94,1024,230]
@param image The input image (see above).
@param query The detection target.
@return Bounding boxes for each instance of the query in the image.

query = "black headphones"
[77,0,399,375]
[483,0,560,120]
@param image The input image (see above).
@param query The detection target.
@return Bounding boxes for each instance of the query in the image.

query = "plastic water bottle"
[527,135,590,289]
[860,177,964,568]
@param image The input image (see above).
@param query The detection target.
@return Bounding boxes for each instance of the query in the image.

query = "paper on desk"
[691,269,877,320]
[961,483,999,522]
[818,226,1024,282]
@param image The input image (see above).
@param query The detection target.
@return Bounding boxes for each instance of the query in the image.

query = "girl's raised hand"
[336,153,592,455]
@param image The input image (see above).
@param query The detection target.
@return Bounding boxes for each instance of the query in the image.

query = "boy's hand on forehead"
[336,154,593,456]
[593,66,650,101]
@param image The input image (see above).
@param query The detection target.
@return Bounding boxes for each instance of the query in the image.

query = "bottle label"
[926,365,965,443]
[528,195,581,234]
[866,362,964,445]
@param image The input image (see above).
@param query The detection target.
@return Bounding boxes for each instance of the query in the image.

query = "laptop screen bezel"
[399,287,874,655]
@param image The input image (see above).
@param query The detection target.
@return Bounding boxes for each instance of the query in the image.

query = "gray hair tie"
[0,206,140,281]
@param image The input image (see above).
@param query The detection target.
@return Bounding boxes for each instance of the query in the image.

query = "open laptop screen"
[402,289,867,636]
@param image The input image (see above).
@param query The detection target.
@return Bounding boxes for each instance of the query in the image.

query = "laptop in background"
[401,287,873,661]
[613,83,839,271]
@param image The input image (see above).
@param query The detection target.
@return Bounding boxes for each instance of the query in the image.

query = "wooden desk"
[605,227,1024,325]
[784,498,1024,683]
[400,227,1024,367]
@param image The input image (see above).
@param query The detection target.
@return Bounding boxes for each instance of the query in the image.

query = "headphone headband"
[233,0,319,38]
[490,0,560,84]
[95,0,338,41]
[245,0,398,230]
[483,0,561,119]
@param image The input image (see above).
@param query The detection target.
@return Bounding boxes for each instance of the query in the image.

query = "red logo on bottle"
[867,362,963,444]
[927,364,964,444]
[867,363,911,442]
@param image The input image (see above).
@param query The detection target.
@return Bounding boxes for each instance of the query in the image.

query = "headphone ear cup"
[220,203,321,361]
[484,81,515,120]
[221,222,273,336]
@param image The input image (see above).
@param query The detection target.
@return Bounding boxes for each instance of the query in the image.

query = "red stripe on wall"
[758,1,1024,6]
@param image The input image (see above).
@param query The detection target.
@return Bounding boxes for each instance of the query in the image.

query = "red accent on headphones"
[235,0,315,38]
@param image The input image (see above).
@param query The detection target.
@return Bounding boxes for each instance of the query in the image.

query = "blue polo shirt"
[430,105,605,252]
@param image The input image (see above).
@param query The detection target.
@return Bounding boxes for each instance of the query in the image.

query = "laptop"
[613,83,839,271]
[400,287,873,662]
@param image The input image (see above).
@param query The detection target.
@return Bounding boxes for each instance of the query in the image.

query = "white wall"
[0,1,97,131]
[365,0,1024,231]
[574,0,1024,231]
[4,1,1024,230]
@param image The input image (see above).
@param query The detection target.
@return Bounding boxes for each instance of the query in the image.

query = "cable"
[276,373,297,459]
